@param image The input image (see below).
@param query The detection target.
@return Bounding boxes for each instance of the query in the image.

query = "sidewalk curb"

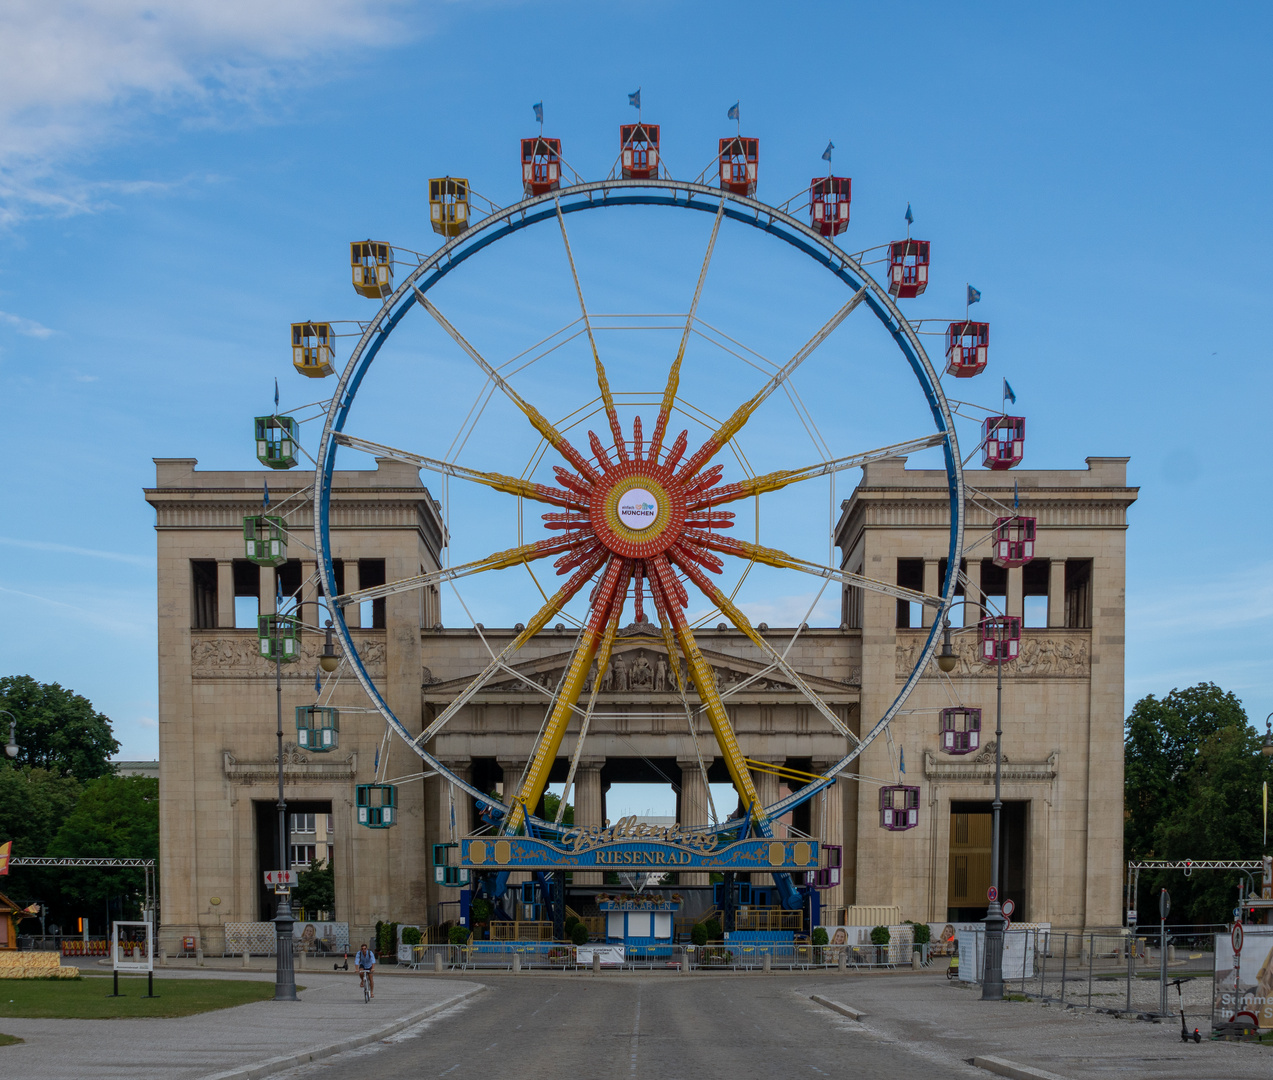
[973,1056,1070,1080]
[810,994,864,1020]
[197,984,486,1080]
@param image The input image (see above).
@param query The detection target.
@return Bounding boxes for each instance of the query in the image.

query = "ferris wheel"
[256,107,1027,898]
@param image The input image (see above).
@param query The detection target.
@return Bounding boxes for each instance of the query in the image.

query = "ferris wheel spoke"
[666,544,857,744]
[333,433,587,509]
[689,432,948,510]
[506,556,629,833]
[555,561,633,822]
[675,286,868,482]
[412,286,600,483]
[337,534,593,607]
[647,554,764,825]
[413,547,608,746]
[554,199,627,463]
[649,200,727,461]
[687,530,942,610]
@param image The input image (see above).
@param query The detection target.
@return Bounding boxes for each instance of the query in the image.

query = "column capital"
[575,758,606,773]
[677,756,716,771]
[437,756,472,771]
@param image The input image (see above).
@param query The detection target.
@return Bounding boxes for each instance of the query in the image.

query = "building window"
[233,559,260,629]
[290,844,316,867]
[895,559,924,628]
[979,559,1007,618]
[191,560,217,629]
[290,812,316,834]
[358,559,386,629]
[326,844,334,865]
[1065,560,1092,628]
[1023,559,1050,628]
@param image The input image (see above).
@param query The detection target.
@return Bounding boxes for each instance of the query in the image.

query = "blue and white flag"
[1003,378,1016,404]
[273,377,279,411]
[373,743,380,775]
[532,101,543,124]
[628,88,641,110]
[899,746,906,774]
[821,140,834,162]
[1014,480,1020,510]
[967,284,981,306]
[727,101,739,121]
[905,203,914,225]
[314,666,322,693]
[263,479,270,508]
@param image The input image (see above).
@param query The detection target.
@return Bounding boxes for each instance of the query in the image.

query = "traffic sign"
[987,885,998,903]
[1003,917,1012,931]
[1002,899,1016,918]
[1232,922,1244,955]
[1159,888,1171,919]
[263,870,298,887]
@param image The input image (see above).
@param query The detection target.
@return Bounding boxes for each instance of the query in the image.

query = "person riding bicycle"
[354,942,375,999]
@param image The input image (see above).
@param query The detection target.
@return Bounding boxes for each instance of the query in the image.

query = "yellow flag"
[0,840,10,876]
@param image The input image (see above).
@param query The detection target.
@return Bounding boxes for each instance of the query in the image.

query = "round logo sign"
[1002,899,1015,918]
[617,487,659,531]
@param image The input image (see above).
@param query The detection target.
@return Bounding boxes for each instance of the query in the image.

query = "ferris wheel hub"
[587,454,687,559]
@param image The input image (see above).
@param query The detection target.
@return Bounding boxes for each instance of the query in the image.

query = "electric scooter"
[1169,977,1201,1043]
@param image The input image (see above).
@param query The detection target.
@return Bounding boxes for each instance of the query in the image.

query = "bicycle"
[358,968,371,1003]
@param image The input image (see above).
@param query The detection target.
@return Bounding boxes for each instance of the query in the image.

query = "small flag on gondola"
[533,101,543,124]
[263,480,270,508]
[905,203,914,225]
[899,747,906,774]
[821,140,834,162]
[1014,480,1020,509]
[628,88,641,110]
[273,377,279,412]
[727,101,739,121]
[1003,378,1017,405]
[967,284,981,306]
[314,666,321,694]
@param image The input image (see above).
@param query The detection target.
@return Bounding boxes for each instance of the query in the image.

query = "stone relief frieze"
[192,634,386,679]
[895,635,1090,678]
[223,743,358,785]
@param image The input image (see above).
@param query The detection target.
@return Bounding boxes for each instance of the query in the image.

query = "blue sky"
[2,2,1271,788]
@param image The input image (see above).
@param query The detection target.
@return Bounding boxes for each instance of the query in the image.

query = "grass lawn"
[0,1033,24,1045]
[0,978,299,1019]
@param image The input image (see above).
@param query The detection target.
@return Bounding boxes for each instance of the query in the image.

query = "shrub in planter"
[449,925,471,946]
[704,918,723,942]
[400,926,422,947]
[908,921,930,947]
[690,922,709,947]
[869,925,890,946]
[811,927,829,947]
[570,922,589,946]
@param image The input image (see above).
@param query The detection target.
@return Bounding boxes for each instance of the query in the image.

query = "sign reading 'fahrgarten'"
[461,834,819,872]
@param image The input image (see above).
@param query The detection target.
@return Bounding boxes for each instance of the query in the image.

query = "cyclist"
[354,942,375,1000]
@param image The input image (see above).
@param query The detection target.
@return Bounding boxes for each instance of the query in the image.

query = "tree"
[1124,682,1273,924]
[294,859,334,917]
[541,792,574,825]
[0,765,82,910]
[0,676,119,780]
[47,775,158,920]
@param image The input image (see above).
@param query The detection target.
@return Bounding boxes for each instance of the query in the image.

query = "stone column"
[260,566,276,616]
[303,560,318,628]
[497,758,531,889]
[750,758,784,837]
[963,560,982,628]
[573,760,605,886]
[217,560,235,629]
[811,764,845,920]
[1048,559,1066,628]
[1007,566,1023,619]
[344,560,361,628]
[678,757,714,888]
[921,559,940,628]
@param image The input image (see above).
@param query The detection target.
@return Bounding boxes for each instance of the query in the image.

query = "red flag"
[0,840,11,875]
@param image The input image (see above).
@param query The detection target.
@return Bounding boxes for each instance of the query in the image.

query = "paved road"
[272,975,981,1080]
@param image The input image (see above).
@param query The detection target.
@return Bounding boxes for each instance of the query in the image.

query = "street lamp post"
[273,615,297,1002]
[936,610,1008,1000]
[3,710,18,759]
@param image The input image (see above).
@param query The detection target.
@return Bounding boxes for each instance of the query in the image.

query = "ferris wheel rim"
[311,176,965,827]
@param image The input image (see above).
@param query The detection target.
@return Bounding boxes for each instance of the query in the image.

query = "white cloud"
[0,536,153,567]
[0,310,54,337]
[0,1,421,222]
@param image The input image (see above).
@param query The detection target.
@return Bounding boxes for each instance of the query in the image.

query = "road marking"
[629,985,642,1075]
[439,1065,461,1077]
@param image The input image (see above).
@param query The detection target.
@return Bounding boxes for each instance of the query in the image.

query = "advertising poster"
[1214,929,1273,1028]
[576,945,625,966]
[292,921,349,954]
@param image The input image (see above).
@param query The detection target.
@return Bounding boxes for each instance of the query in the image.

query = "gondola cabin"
[980,615,1021,663]
[356,784,397,828]
[812,844,842,889]
[295,706,339,752]
[431,843,470,887]
[620,124,660,179]
[254,415,298,470]
[719,137,759,197]
[888,240,930,298]
[243,515,287,567]
[521,137,562,196]
[292,322,335,378]
[982,415,1025,470]
[940,707,981,755]
[992,516,1036,568]
[350,241,393,299]
[945,320,989,377]
[258,613,300,663]
[879,785,920,831]
[810,177,851,236]
[429,178,470,237]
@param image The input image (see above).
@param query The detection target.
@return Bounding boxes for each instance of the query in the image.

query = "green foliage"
[704,918,722,942]
[0,977,276,1019]
[1124,682,1273,923]
[375,921,398,956]
[870,925,890,945]
[908,920,931,944]
[811,927,829,947]
[294,860,334,917]
[400,925,422,946]
[470,898,492,923]
[570,922,589,946]
[690,922,709,947]
[541,791,574,825]
[0,676,118,780]
[448,924,470,946]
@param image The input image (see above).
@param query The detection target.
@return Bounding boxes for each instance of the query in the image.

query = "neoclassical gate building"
[146,452,1135,955]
